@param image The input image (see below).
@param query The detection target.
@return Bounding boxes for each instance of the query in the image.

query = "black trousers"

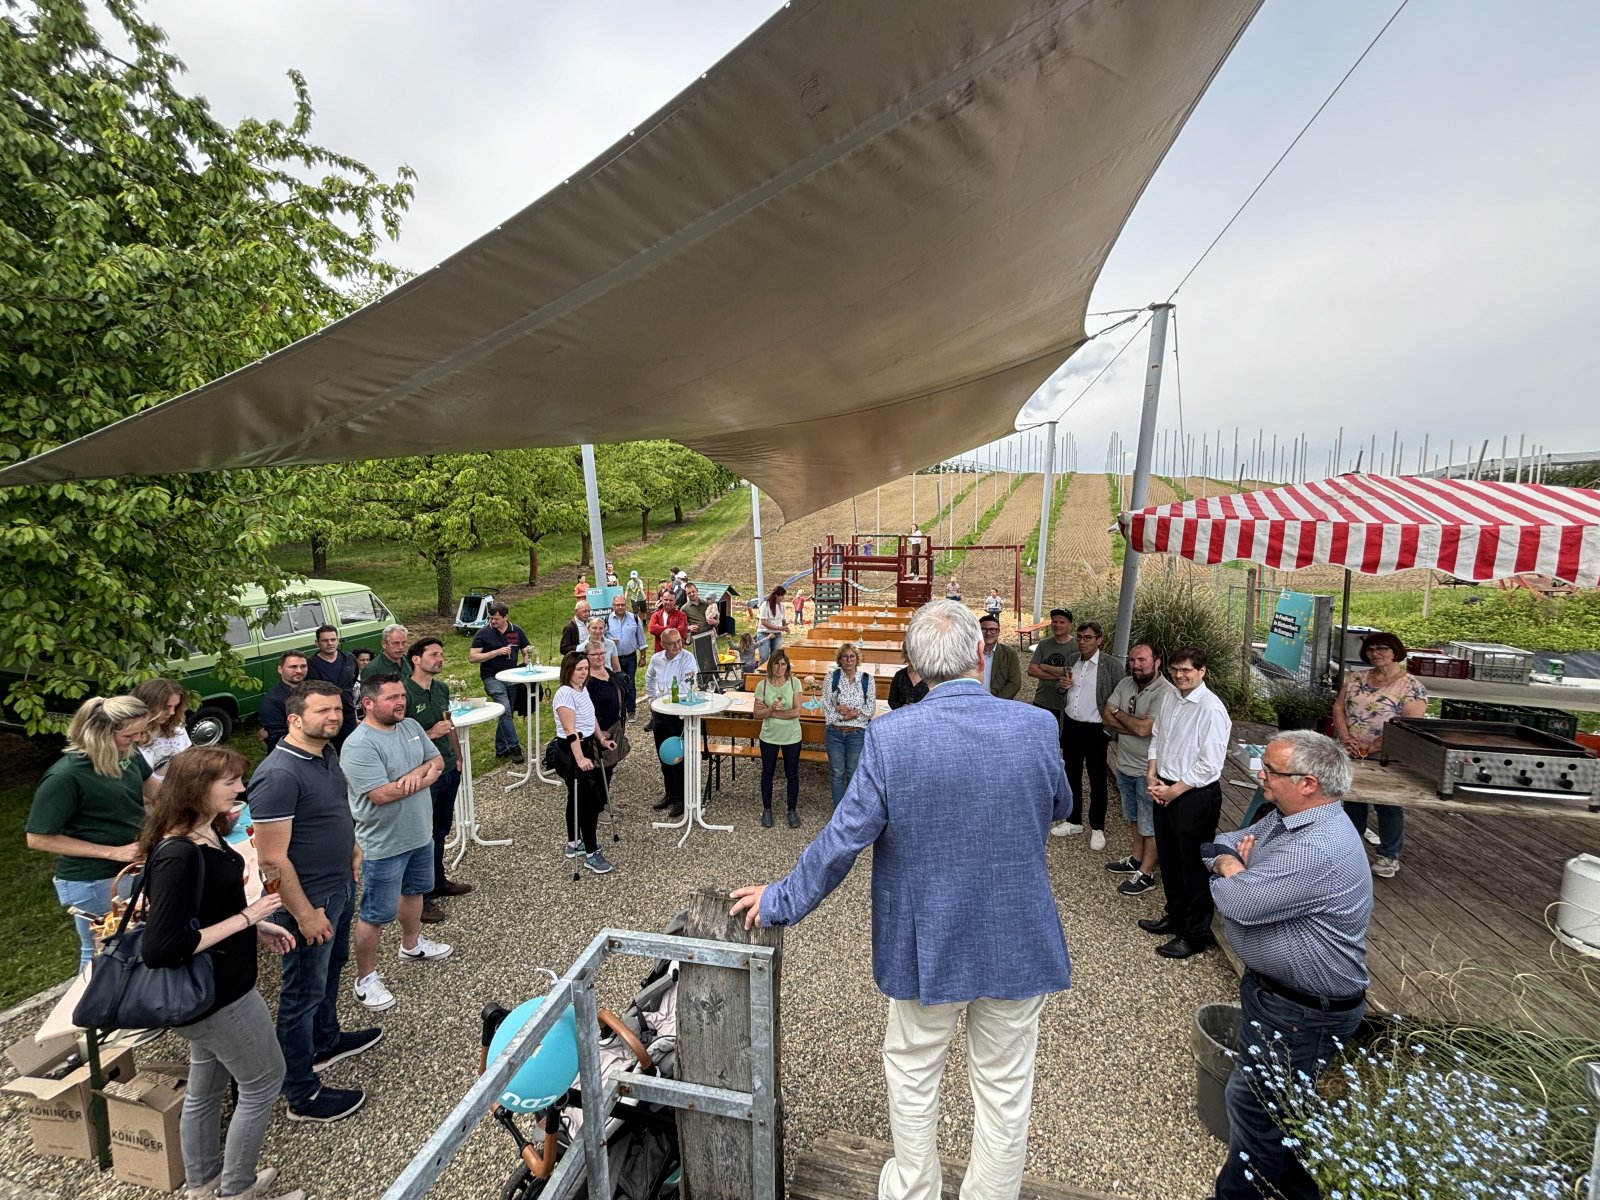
[1152,779,1223,940]
[759,739,801,812]
[430,767,462,888]
[652,715,685,808]
[616,653,638,717]
[1061,717,1110,829]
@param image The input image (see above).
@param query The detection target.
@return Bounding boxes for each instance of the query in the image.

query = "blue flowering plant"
[1238,1023,1574,1198]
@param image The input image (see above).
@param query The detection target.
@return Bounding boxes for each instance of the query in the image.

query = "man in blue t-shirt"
[469,601,529,763]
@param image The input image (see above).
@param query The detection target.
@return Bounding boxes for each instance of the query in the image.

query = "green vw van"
[1,578,396,745]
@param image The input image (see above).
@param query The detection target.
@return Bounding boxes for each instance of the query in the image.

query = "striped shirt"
[1205,801,1373,999]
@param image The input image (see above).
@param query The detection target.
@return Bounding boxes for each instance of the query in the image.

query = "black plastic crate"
[1438,699,1579,741]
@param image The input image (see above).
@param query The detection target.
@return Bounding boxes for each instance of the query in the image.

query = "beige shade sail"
[0,0,1261,520]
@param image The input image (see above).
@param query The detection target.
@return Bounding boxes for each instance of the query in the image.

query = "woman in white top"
[576,616,622,673]
[552,652,616,875]
[757,585,789,667]
[134,677,193,782]
[820,644,873,808]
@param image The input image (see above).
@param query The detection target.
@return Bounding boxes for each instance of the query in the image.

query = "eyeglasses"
[1257,764,1310,781]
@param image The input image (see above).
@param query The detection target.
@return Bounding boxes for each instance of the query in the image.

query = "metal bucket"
[1191,1003,1241,1142]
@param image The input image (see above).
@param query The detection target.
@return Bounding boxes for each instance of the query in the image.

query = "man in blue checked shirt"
[732,600,1072,1200]
[1205,729,1373,1200]
[606,594,648,719]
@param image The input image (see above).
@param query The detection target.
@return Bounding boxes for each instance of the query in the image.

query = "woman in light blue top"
[820,644,872,808]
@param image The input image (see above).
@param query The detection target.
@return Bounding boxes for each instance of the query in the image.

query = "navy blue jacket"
[761,677,1073,1004]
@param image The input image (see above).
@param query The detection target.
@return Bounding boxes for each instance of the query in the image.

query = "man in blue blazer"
[733,600,1072,1200]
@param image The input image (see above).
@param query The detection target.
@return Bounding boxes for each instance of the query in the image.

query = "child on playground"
[792,591,808,626]
[737,633,758,673]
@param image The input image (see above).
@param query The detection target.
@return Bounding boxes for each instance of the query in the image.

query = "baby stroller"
[454,586,497,635]
[484,915,686,1200]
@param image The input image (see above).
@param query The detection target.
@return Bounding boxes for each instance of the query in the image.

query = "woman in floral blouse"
[1330,631,1427,879]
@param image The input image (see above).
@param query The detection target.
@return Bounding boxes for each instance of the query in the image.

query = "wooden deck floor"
[1218,723,1597,1030]
[788,1131,1131,1200]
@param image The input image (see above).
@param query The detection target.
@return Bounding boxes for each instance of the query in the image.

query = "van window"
[335,591,390,626]
[255,600,327,641]
[225,616,253,648]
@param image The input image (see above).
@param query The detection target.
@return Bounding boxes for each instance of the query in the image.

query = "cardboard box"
[103,1064,188,1191]
[3,1033,136,1159]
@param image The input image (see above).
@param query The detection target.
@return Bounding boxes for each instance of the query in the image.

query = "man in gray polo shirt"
[341,674,448,1014]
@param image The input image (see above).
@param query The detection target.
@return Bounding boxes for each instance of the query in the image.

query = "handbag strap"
[116,836,209,941]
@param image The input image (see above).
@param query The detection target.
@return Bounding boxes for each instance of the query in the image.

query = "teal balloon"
[658,736,684,765]
[486,999,580,1113]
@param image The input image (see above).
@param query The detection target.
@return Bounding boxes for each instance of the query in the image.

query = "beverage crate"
[1439,699,1579,741]
[1406,651,1469,679]
[1445,641,1534,684]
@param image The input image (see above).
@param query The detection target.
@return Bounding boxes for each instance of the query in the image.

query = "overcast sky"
[125,0,1600,480]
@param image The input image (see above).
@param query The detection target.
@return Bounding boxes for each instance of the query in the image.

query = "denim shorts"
[1115,769,1155,837]
[358,843,434,924]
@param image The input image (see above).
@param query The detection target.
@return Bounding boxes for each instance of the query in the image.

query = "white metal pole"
[751,482,765,600]
[1030,422,1059,622]
[1112,303,1172,660]
[580,443,606,578]
[1499,435,1508,481]
[1516,434,1526,483]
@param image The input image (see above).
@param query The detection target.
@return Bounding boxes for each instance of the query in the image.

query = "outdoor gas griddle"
[1380,718,1600,812]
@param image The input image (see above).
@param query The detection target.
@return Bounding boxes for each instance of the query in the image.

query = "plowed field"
[691,473,979,593]
[934,473,1043,604]
[1044,472,1117,592]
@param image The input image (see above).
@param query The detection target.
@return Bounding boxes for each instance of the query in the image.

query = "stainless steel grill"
[1382,718,1600,811]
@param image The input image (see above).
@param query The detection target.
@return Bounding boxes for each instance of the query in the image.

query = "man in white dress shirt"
[645,629,698,818]
[1141,645,1232,960]
[1051,622,1123,849]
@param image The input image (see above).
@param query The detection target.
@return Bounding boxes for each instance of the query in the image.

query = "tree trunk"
[526,541,539,586]
[640,508,651,540]
[579,532,592,570]
[434,555,453,618]
[674,502,685,524]
[310,531,329,577]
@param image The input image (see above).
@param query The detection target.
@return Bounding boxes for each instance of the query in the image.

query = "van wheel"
[189,706,234,747]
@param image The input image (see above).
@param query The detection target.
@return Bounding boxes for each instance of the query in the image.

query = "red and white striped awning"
[1118,474,1600,587]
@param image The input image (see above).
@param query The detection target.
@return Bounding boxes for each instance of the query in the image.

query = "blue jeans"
[1115,769,1155,838]
[756,632,781,666]
[176,989,285,1195]
[1342,801,1405,860]
[53,876,114,968]
[1215,972,1365,1200]
[481,676,522,756]
[274,878,355,1107]
[825,725,865,807]
[358,843,434,925]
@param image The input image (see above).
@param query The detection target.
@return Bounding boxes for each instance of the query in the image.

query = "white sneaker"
[1089,829,1107,851]
[1050,821,1084,838]
[1371,856,1400,879]
[353,971,395,1011]
[398,935,453,962]
[1364,828,1381,845]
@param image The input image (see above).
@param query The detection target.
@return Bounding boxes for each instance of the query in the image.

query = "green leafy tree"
[500,448,585,585]
[341,454,515,617]
[0,0,412,729]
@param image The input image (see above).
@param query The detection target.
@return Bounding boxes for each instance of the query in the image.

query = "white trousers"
[877,993,1047,1200]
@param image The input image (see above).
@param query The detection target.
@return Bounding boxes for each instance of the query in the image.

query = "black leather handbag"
[73,840,215,1031]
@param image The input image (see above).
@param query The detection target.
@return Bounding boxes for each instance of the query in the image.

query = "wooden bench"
[702,715,830,791]
[744,671,894,702]
[1017,619,1049,654]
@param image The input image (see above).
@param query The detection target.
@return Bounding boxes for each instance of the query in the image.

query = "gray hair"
[904,600,980,685]
[382,622,410,640]
[1272,730,1353,798]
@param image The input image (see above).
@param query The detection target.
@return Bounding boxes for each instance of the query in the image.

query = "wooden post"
[678,888,785,1200]
[1241,566,1258,711]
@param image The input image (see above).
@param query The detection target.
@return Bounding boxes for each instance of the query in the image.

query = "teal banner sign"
[1264,591,1318,678]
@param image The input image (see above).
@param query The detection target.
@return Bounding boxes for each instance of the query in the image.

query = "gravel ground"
[1,747,1237,1200]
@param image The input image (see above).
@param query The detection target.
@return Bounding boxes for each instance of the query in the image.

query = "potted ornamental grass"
[1267,679,1333,731]
[1235,1018,1583,1198]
